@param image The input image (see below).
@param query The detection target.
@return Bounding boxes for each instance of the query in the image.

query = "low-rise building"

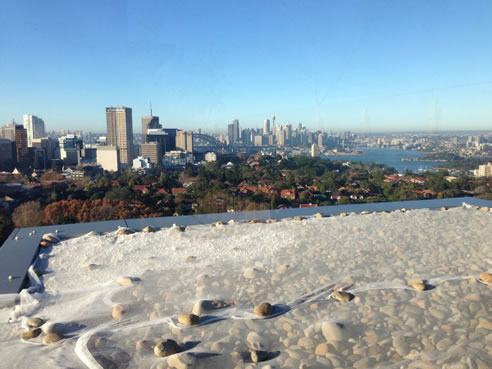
[97,146,120,171]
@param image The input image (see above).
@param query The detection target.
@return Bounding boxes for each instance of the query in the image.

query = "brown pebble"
[112,304,126,319]
[479,272,492,284]
[254,302,273,316]
[331,290,353,303]
[20,328,41,339]
[178,313,200,326]
[42,332,63,344]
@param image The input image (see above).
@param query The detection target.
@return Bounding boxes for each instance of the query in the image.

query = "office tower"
[264,119,270,134]
[24,114,46,147]
[285,123,292,144]
[311,144,320,157]
[0,123,16,141]
[147,128,177,153]
[318,133,324,148]
[13,125,28,165]
[58,135,83,166]
[32,137,58,164]
[0,138,15,171]
[176,130,193,152]
[97,146,120,171]
[106,106,134,167]
[227,119,240,144]
[141,115,161,143]
[140,142,162,165]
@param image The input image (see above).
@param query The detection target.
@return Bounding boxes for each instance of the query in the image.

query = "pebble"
[112,304,126,319]
[254,302,273,316]
[314,343,329,356]
[294,216,304,221]
[142,226,156,232]
[178,314,200,326]
[247,332,265,349]
[42,233,59,243]
[184,255,196,262]
[85,264,98,271]
[408,280,427,291]
[314,212,324,218]
[321,321,344,341]
[192,299,231,316]
[168,353,195,369]
[20,328,41,339]
[42,322,65,335]
[154,339,180,357]
[116,227,134,235]
[479,272,492,284]
[117,276,135,286]
[27,317,45,328]
[42,333,63,344]
[392,335,409,356]
[331,290,353,303]
[251,350,269,363]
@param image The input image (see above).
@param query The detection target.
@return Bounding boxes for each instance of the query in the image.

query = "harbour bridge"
[193,133,227,152]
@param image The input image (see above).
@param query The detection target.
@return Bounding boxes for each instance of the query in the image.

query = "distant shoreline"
[323,150,364,156]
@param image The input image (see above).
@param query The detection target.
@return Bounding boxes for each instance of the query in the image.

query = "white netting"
[0,206,491,368]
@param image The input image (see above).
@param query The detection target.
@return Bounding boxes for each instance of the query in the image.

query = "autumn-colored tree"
[12,201,44,228]
[40,171,64,182]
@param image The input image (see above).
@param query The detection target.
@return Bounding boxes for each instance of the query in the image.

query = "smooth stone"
[215,221,225,226]
[39,240,52,248]
[314,212,325,218]
[315,343,329,356]
[479,272,492,284]
[136,339,153,353]
[277,264,290,274]
[85,264,98,271]
[251,350,269,363]
[321,321,344,341]
[167,353,195,369]
[112,304,126,319]
[294,216,304,221]
[192,299,231,316]
[154,339,180,357]
[254,302,273,316]
[20,328,41,339]
[42,233,59,243]
[184,255,196,262]
[117,276,134,286]
[116,227,134,235]
[42,332,63,344]
[332,290,352,303]
[42,322,65,335]
[409,281,427,291]
[142,226,156,232]
[27,317,45,328]
[178,314,200,326]
[392,335,409,356]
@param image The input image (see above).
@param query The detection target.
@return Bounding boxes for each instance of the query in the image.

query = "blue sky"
[1,0,491,133]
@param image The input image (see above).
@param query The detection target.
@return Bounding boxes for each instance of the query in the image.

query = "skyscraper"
[141,115,161,143]
[106,106,134,167]
[227,119,240,144]
[24,114,46,147]
[14,125,28,165]
[264,119,270,134]
[176,130,193,152]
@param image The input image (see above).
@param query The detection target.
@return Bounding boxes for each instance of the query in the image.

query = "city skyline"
[1,1,492,132]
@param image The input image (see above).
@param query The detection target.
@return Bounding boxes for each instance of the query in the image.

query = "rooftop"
[0,199,491,368]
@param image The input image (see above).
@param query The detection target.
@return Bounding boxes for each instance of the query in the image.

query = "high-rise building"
[97,146,120,172]
[106,106,134,167]
[0,123,16,142]
[13,125,28,165]
[227,119,240,144]
[147,128,177,153]
[176,130,193,152]
[311,143,320,157]
[140,142,162,165]
[58,135,83,166]
[0,138,15,171]
[285,123,292,144]
[141,115,161,143]
[264,119,270,134]
[24,114,46,147]
[318,133,324,148]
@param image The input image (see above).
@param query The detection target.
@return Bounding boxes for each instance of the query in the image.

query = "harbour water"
[323,147,442,173]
